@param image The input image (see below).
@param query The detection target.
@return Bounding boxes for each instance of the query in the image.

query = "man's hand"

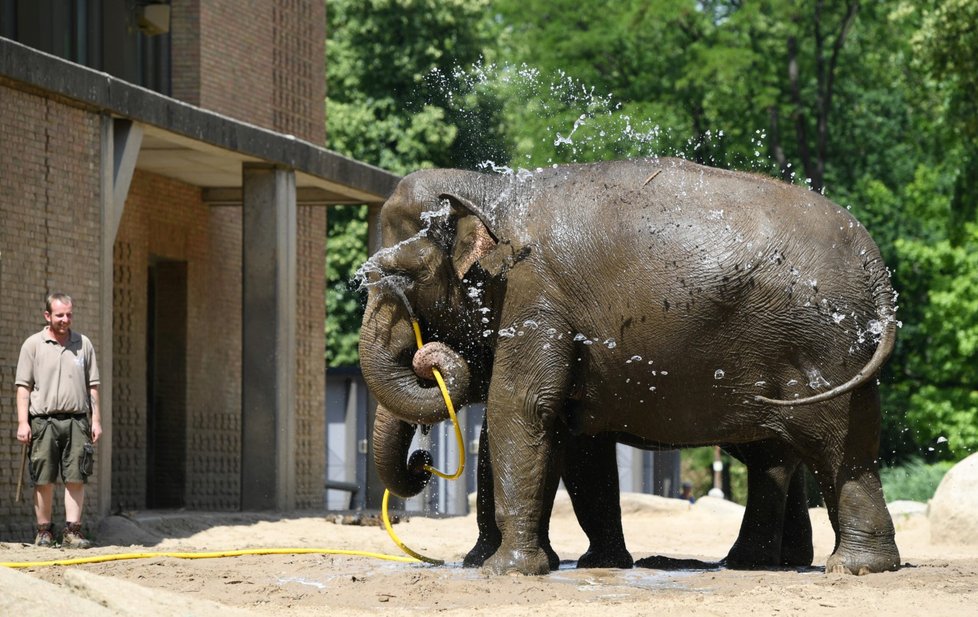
[16,421,31,444]
[91,419,102,443]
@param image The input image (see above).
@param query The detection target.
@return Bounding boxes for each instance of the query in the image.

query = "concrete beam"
[202,186,362,206]
[240,163,297,511]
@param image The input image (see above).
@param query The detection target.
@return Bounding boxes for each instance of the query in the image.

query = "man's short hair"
[45,292,73,313]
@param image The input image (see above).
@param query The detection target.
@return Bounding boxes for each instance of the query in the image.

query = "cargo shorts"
[29,414,94,485]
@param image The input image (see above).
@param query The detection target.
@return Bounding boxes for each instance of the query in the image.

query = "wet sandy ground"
[2,493,976,616]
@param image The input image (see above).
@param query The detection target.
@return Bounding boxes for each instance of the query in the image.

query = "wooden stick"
[643,169,662,185]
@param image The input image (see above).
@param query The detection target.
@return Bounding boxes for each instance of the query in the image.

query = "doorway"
[146,259,188,508]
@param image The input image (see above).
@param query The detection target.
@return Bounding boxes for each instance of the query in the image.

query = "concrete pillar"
[241,163,297,511]
[99,116,142,518]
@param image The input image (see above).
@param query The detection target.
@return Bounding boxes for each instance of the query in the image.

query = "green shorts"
[29,414,94,485]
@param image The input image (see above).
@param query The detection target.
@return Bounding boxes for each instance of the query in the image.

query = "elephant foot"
[723,540,781,569]
[483,547,552,576]
[577,544,634,569]
[780,540,814,568]
[544,543,560,571]
[463,535,500,568]
[825,531,900,575]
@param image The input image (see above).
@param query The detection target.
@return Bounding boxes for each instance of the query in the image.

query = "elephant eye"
[426,218,457,252]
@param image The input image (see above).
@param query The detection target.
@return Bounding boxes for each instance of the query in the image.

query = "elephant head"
[358,169,520,497]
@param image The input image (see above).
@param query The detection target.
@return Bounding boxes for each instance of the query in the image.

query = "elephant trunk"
[372,404,433,498]
[359,291,472,425]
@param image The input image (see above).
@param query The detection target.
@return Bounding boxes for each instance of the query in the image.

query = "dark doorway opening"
[147,259,188,508]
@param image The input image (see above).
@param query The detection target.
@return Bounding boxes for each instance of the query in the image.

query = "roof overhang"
[0,36,400,205]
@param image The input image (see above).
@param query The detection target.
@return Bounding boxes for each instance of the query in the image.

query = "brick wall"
[113,170,245,511]
[170,0,326,144]
[295,206,327,507]
[0,85,103,540]
[273,0,327,144]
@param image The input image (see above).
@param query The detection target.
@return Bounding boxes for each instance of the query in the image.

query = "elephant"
[359,157,900,576]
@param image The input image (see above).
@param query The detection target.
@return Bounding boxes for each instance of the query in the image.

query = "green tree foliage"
[325,0,503,366]
[325,205,369,367]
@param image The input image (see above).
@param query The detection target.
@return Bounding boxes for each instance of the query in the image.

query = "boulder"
[928,453,978,545]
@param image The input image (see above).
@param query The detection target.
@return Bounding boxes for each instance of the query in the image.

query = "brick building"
[0,1,398,540]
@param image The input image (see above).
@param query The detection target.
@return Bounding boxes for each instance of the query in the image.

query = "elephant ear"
[440,193,499,279]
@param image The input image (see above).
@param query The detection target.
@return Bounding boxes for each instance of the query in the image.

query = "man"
[16,292,101,548]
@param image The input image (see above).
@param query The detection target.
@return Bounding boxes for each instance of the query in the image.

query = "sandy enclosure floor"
[2,493,976,617]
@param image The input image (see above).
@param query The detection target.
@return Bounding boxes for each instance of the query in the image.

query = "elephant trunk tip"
[392,449,434,498]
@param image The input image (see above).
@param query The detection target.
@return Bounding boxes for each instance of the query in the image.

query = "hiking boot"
[61,522,92,549]
[34,523,54,547]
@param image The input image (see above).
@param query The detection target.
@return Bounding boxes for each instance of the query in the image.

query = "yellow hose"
[379,320,467,564]
[2,320,464,570]
[1,547,419,569]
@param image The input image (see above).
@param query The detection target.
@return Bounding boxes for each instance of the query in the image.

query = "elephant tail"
[755,282,899,407]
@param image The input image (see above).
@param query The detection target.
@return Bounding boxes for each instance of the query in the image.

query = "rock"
[549,490,692,517]
[618,492,692,515]
[928,453,978,545]
[887,500,927,519]
[96,515,165,547]
[690,495,746,518]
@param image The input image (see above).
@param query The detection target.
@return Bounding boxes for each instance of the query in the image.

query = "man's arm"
[89,386,101,443]
[16,385,31,443]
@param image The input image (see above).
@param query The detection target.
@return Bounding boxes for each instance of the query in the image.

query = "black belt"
[37,413,86,420]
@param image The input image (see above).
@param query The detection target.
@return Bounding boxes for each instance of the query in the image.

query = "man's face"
[45,300,73,336]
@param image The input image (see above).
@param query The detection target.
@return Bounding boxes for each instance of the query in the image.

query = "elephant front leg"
[723,440,809,569]
[562,432,633,569]
[482,330,570,576]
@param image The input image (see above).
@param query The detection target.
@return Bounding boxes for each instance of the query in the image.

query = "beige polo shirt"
[16,328,100,416]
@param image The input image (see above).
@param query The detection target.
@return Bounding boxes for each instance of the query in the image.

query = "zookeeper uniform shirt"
[15,328,100,416]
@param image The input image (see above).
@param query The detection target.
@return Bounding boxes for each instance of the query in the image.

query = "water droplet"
[626,355,642,364]
[498,327,516,338]
[754,381,766,387]
[603,338,617,349]
[786,379,799,386]
[832,312,846,324]
[714,369,725,380]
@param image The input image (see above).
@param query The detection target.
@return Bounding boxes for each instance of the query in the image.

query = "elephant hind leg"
[463,417,501,568]
[789,387,900,574]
